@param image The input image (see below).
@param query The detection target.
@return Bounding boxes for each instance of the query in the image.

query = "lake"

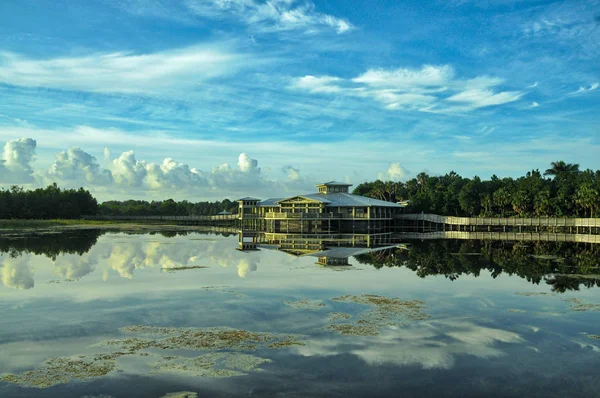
[1,230,600,397]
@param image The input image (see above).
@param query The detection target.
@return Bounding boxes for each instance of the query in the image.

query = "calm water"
[1,230,600,397]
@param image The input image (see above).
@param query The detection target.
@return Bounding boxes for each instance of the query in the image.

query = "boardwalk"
[396,231,600,244]
[87,214,238,223]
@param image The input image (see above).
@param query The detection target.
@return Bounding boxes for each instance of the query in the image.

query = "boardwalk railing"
[86,214,239,222]
[397,231,600,244]
[395,214,600,228]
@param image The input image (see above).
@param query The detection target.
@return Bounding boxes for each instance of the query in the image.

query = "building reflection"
[237,230,399,267]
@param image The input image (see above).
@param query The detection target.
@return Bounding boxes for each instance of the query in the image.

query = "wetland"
[1,230,600,397]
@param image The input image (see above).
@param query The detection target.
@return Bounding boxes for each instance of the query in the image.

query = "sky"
[0,0,599,201]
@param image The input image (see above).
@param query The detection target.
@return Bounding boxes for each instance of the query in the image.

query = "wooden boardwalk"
[397,231,600,244]
[87,214,238,223]
[396,214,600,228]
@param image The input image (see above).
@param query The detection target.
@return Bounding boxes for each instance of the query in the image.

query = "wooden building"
[238,182,405,234]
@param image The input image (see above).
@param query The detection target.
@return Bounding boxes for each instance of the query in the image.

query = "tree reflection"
[355,240,600,293]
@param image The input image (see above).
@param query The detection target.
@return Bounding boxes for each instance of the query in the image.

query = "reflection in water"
[1,230,600,397]
[355,240,600,293]
[1,230,600,292]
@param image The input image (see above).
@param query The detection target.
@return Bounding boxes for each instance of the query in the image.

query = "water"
[1,230,600,397]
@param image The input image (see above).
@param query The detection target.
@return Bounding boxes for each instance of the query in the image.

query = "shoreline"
[0,220,236,235]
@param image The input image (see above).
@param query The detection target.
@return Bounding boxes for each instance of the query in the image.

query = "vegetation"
[0,183,98,219]
[99,198,237,217]
[0,183,237,219]
[354,161,600,217]
[355,240,600,293]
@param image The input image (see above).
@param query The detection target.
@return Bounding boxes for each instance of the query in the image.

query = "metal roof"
[237,197,261,201]
[258,198,284,207]
[216,210,232,215]
[315,181,353,186]
[275,195,332,204]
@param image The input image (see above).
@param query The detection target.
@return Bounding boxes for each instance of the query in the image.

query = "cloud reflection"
[1,256,34,290]
[296,320,524,370]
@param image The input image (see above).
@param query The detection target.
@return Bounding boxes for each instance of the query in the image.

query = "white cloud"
[445,89,524,109]
[353,65,455,88]
[0,44,245,94]
[378,162,408,182]
[184,0,353,34]
[236,258,258,278]
[282,165,301,181]
[575,82,599,93]
[295,320,524,370]
[1,256,34,290]
[291,75,342,93]
[47,147,113,186]
[103,147,111,160]
[0,137,36,183]
[237,153,260,174]
[292,64,523,113]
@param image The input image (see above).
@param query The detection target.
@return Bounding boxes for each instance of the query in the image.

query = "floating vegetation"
[108,325,304,352]
[327,323,378,336]
[161,392,199,398]
[588,335,600,340]
[507,309,527,313]
[46,279,77,284]
[152,352,271,378]
[515,292,550,297]
[329,312,351,321]
[162,266,209,272]
[199,286,247,298]
[283,299,326,310]
[0,356,116,388]
[327,294,430,336]
[565,298,600,312]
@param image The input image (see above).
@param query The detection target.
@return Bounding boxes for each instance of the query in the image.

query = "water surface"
[1,230,600,397]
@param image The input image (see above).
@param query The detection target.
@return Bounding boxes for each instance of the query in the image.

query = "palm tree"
[576,184,599,217]
[544,161,580,178]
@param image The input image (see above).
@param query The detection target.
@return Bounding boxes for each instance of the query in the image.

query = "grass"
[0,219,191,230]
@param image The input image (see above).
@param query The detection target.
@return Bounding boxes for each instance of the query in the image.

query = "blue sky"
[0,0,599,200]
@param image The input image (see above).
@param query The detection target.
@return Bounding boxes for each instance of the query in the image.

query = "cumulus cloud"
[282,165,301,181]
[2,137,309,199]
[378,163,408,182]
[237,258,258,278]
[0,138,36,183]
[291,64,523,113]
[47,147,113,186]
[1,256,34,290]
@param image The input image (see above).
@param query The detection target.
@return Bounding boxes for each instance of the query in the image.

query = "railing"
[395,214,600,227]
[87,214,239,222]
[397,231,600,244]
[264,212,341,219]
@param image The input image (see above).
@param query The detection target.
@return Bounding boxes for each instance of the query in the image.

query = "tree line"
[0,183,98,219]
[0,184,239,219]
[98,199,237,216]
[354,239,600,293]
[353,161,600,217]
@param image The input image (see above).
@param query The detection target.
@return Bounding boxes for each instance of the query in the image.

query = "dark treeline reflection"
[355,240,600,293]
[0,230,235,260]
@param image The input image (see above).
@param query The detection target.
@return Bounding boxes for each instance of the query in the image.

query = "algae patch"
[283,299,326,310]
[329,312,351,321]
[111,325,304,352]
[515,292,551,297]
[507,309,527,313]
[587,335,600,340]
[161,392,199,398]
[565,298,600,312]
[152,353,271,377]
[0,356,116,389]
[327,294,430,336]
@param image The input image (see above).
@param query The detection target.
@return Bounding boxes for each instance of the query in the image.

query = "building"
[238,182,405,234]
